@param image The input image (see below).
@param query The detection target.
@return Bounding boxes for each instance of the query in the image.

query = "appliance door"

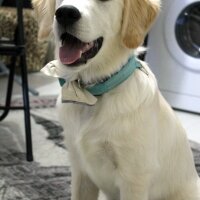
[164,0,200,71]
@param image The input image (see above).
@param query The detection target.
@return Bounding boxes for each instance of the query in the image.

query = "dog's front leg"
[119,173,151,200]
[71,168,99,200]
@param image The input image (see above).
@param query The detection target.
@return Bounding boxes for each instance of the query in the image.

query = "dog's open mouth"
[59,32,103,66]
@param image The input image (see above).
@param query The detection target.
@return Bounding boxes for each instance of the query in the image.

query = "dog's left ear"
[32,0,55,40]
[121,0,160,49]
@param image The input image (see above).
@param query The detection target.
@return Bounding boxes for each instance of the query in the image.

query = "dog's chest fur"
[57,94,123,195]
[57,71,158,197]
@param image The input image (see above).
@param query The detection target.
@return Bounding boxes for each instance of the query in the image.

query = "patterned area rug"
[0,107,71,200]
[0,105,200,200]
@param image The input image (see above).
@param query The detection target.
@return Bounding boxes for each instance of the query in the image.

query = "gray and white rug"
[0,106,71,200]
[0,105,200,200]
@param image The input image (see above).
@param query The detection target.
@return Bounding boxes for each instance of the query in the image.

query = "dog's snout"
[55,6,81,26]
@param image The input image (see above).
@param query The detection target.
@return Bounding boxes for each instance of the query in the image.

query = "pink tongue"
[59,44,82,65]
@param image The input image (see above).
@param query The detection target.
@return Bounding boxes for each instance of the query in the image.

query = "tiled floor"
[0,72,200,143]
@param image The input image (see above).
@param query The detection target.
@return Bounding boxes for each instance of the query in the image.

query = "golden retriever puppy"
[32,0,200,199]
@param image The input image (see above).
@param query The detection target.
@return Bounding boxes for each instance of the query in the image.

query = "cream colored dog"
[32,0,200,199]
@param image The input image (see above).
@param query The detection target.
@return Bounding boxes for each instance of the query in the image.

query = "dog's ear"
[32,0,55,40]
[121,0,160,49]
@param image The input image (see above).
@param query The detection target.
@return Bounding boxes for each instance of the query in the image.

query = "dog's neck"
[59,56,141,96]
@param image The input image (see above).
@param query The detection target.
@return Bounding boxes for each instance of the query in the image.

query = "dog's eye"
[98,0,110,2]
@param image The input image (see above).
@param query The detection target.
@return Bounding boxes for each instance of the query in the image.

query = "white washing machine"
[146,0,200,113]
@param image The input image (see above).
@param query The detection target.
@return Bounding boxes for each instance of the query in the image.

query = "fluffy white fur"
[32,0,200,199]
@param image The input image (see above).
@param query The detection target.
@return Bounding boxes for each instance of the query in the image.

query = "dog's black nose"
[55,6,81,26]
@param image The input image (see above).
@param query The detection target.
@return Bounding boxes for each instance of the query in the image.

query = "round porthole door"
[164,0,200,72]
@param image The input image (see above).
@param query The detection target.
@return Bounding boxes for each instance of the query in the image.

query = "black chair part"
[0,0,33,161]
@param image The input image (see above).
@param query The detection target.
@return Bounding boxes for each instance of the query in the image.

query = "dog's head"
[33,0,160,70]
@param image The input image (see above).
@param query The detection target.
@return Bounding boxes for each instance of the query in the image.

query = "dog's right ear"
[32,0,55,40]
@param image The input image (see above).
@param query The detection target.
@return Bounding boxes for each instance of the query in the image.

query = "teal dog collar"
[59,56,141,96]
